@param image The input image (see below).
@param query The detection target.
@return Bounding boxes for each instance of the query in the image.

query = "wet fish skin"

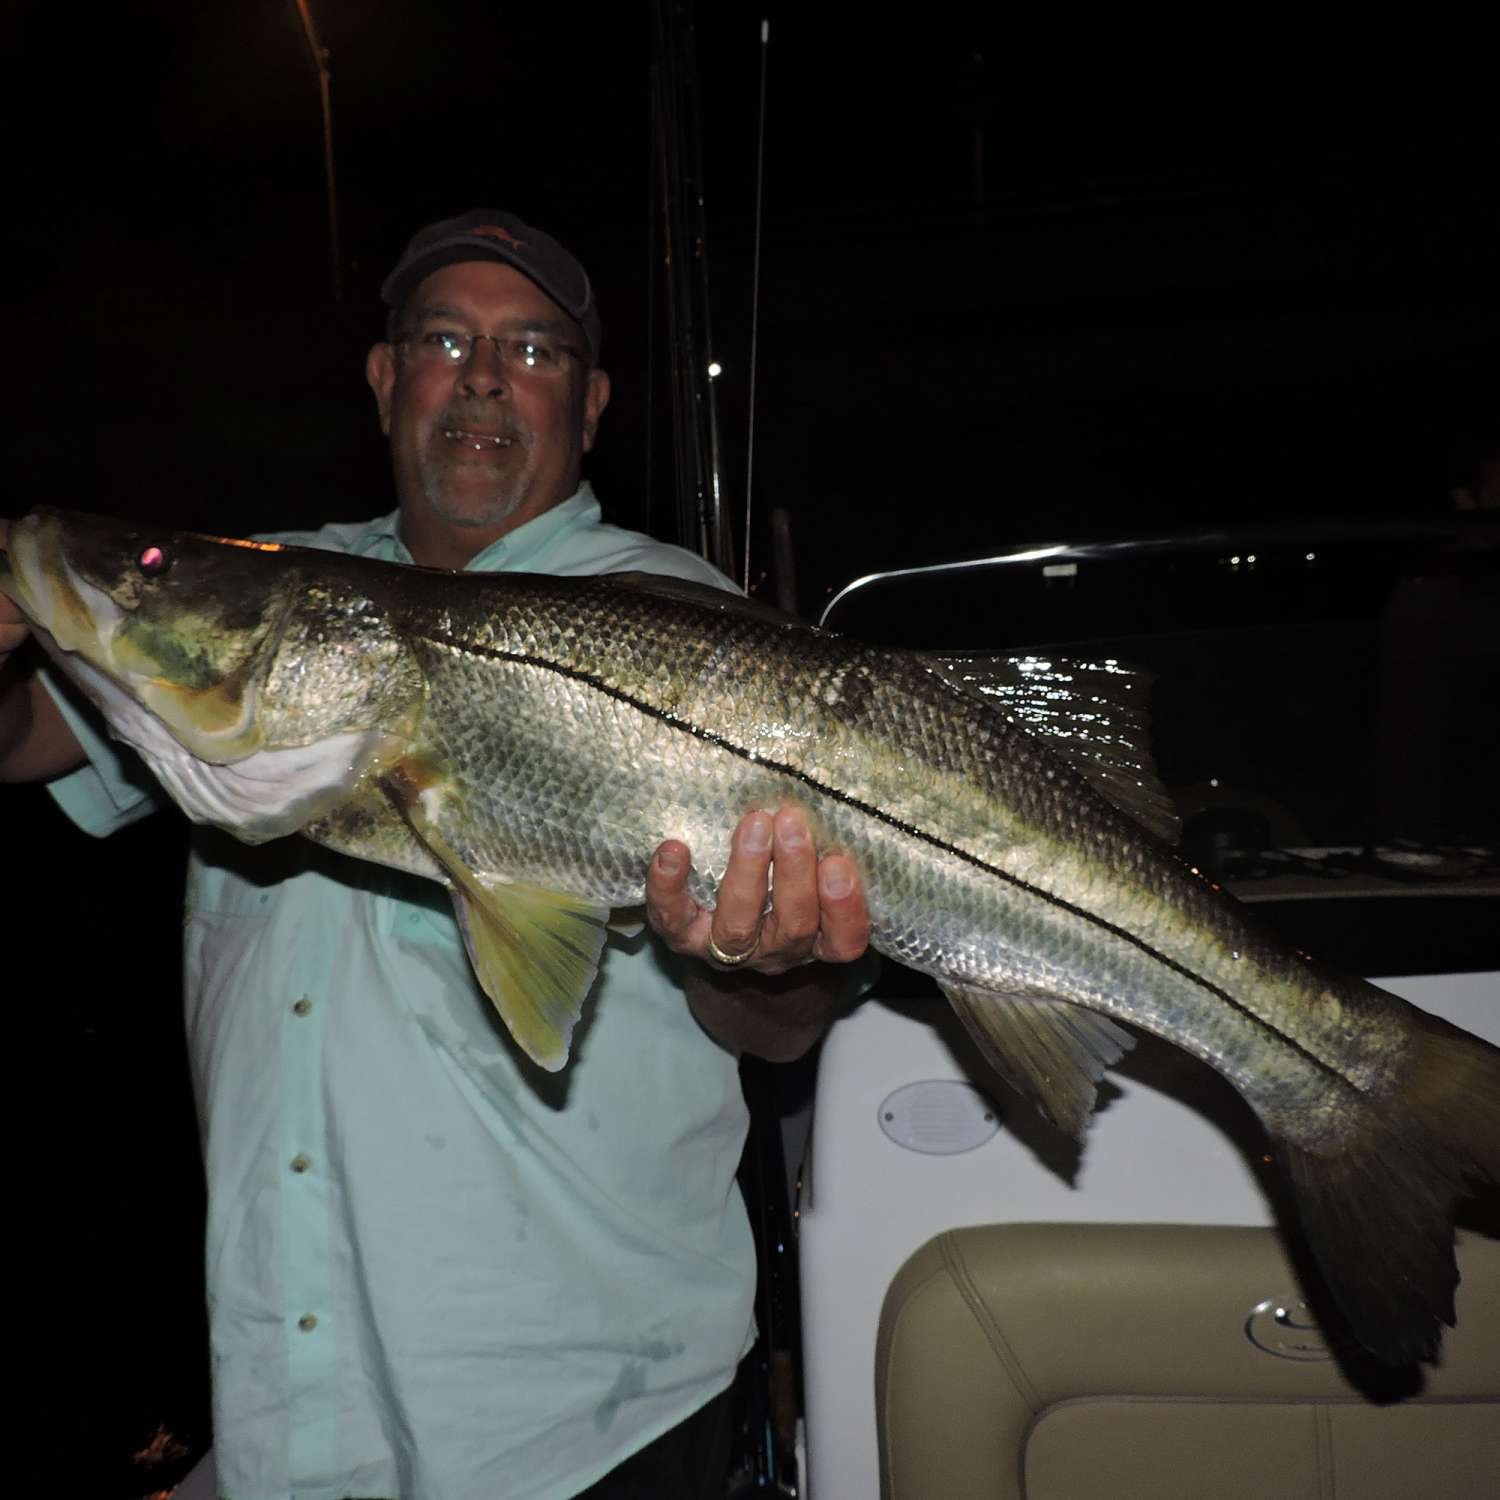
[2,506,1497,1367]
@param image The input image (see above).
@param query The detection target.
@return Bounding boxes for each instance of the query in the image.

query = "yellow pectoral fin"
[448,877,611,1072]
[377,768,608,1070]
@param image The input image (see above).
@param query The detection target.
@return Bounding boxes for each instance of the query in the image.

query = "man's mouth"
[443,428,514,451]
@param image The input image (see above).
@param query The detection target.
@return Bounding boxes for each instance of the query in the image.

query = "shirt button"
[298,1314,318,1333]
[290,1154,311,1174]
[292,998,312,1017]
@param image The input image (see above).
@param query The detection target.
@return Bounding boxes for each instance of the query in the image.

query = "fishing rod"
[291,0,341,301]
[743,19,769,595]
[650,0,736,581]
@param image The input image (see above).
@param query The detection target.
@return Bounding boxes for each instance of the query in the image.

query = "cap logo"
[470,224,528,249]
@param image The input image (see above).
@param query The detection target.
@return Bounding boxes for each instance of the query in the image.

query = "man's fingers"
[644,808,871,975]
[0,523,28,657]
[709,810,773,956]
[753,807,821,963]
[0,603,28,656]
[812,854,869,963]
[644,838,698,947]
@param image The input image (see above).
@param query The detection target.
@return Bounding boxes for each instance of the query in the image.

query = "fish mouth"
[0,513,106,655]
[3,512,290,761]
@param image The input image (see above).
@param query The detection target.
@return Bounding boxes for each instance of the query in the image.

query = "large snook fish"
[3,507,1497,1365]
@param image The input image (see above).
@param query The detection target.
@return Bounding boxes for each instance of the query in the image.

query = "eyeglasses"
[395,329,583,376]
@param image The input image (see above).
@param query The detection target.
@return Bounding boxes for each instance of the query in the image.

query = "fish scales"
[397,573,1403,1129]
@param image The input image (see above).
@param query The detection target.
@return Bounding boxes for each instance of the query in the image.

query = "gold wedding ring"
[706,933,756,968]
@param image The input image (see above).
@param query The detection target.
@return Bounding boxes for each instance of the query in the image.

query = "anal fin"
[939,982,1134,1142]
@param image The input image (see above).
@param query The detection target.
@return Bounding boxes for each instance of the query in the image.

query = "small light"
[1246,553,1257,564]
[1230,555,1241,565]
[1305,551,1316,562]
[138,545,170,577]
[707,360,722,378]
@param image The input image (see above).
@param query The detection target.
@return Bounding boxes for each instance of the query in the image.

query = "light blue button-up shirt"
[48,488,758,1500]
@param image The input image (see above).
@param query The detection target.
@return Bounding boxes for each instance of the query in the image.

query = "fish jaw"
[2,510,284,762]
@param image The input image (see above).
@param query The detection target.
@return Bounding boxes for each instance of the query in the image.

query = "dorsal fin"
[924,652,1179,847]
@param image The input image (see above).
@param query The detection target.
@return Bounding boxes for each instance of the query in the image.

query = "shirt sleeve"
[41,670,161,837]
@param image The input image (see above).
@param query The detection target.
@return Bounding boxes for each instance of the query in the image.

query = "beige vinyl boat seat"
[876,1222,1500,1500]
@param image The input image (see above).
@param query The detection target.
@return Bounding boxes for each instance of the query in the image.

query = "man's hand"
[645,806,869,975]
[644,806,872,1062]
[0,519,27,658]
[0,516,88,782]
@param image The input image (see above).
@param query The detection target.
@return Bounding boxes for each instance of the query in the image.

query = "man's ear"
[366,343,397,436]
[582,367,611,453]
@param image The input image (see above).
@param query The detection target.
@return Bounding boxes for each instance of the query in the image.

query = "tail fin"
[1402,1005,1500,1189]
[1275,1007,1500,1366]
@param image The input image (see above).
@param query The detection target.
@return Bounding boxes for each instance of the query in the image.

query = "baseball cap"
[381,209,602,361]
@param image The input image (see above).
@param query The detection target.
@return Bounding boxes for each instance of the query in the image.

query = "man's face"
[366,260,610,563]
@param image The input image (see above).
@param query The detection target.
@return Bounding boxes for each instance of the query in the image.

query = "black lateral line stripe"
[422,629,1343,1080]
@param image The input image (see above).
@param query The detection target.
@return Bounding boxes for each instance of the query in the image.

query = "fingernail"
[656,847,685,876]
[740,812,772,853]
[776,808,809,848]
[820,864,852,899]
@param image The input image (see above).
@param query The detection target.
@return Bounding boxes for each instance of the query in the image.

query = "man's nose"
[459,335,508,396]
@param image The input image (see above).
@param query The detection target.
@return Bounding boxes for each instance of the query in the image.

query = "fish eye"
[137,544,171,577]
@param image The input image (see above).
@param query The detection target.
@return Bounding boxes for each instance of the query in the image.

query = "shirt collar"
[361,483,603,572]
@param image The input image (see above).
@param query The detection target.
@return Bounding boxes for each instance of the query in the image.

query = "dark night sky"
[13,2,1500,611]
[7,7,1499,1489]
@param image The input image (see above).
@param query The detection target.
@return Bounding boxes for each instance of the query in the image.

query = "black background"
[7,4,1498,1491]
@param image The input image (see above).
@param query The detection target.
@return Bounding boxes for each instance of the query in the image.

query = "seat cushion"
[875,1223,1500,1500]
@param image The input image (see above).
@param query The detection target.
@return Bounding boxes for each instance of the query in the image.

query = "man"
[0,210,870,1499]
